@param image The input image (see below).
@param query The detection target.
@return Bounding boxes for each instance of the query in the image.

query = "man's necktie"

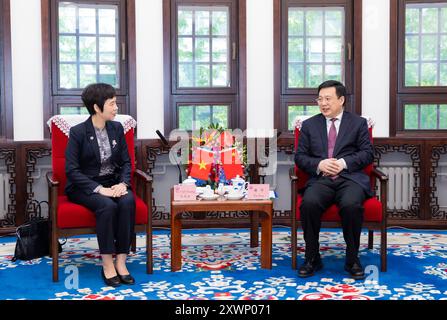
[328,118,337,158]
[328,118,339,180]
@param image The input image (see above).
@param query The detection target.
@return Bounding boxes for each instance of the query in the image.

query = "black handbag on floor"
[12,201,63,262]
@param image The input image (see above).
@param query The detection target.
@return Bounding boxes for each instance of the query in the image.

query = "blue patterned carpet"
[1,228,447,300]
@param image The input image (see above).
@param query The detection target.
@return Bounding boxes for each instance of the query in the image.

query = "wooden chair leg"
[381,225,387,272]
[147,223,153,274]
[52,233,59,282]
[290,210,297,270]
[291,221,297,270]
[368,230,374,249]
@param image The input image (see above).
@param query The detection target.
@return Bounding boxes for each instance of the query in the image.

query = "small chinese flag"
[189,148,215,181]
[219,131,234,149]
[220,148,243,180]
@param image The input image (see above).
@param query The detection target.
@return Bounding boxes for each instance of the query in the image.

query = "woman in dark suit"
[65,83,136,287]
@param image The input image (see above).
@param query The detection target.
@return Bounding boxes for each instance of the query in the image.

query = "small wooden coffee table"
[170,189,274,271]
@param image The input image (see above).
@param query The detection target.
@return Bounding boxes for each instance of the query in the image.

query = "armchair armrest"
[133,169,153,204]
[289,167,298,181]
[371,168,388,182]
[46,171,60,187]
[46,171,59,226]
[371,168,388,223]
[133,169,153,183]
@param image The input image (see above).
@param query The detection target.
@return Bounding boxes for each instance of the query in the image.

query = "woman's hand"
[98,187,116,198]
[98,184,127,198]
[111,183,128,197]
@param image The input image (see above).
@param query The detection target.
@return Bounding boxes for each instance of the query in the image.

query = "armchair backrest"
[293,116,375,189]
[48,115,137,195]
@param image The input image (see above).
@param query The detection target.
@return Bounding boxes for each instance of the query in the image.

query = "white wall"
[135,0,164,139]
[10,0,392,141]
[246,0,274,138]
[11,0,44,141]
[362,0,390,137]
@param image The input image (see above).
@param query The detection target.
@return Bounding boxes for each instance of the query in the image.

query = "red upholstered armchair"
[290,117,388,272]
[46,115,153,282]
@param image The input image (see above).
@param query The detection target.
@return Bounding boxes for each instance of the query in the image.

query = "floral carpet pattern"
[1,228,447,300]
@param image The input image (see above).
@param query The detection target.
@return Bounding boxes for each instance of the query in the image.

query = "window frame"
[42,0,136,137]
[397,0,447,94]
[391,0,447,136]
[274,0,361,133]
[163,0,246,135]
[172,95,238,130]
[50,0,128,96]
[53,94,128,115]
[397,94,447,135]
[0,0,13,139]
[171,0,238,95]
[282,0,353,95]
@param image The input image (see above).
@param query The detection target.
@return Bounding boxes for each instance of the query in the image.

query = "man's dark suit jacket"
[295,111,374,197]
[65,116,132,195]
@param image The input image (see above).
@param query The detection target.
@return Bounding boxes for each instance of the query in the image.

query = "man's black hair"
[318,80,346,105]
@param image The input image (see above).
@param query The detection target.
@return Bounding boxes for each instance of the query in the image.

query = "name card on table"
[247,184,270,200]
[174,184,197,201]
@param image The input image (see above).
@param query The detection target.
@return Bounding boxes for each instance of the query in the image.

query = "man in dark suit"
[65,83,136,287]
[295,80,374,280]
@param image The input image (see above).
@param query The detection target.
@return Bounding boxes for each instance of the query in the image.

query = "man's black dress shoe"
[101,269,121,287]
[344,262,365,280]
[118,273,135,285]
[298,257,323,278]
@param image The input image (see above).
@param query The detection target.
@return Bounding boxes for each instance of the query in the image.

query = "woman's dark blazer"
[65,116,132,195]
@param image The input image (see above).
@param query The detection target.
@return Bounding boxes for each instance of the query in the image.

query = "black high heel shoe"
[101,269,121,287]
[117,273,135,285]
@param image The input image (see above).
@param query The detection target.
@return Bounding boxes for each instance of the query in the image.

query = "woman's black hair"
[81,83,116,115]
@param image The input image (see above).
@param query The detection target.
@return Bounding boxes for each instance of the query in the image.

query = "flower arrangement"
[185,123,247,188]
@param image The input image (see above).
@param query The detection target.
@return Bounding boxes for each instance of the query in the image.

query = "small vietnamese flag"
[189,147,215,181]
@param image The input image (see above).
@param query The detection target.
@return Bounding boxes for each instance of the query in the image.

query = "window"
[391,0,447,135]
[164,0,245,133]
[404,3,446,87]
[288,7,345,88]
[57,3,121,90]
[404,104,447,129]
[177,6,231,88]
[42,0,135,126]
[178,105,229,130]
[287,105,320,130]
[275,0,361,132]
[0,0,13,139]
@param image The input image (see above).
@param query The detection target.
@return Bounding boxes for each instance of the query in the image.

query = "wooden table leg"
[250,211,259,247]
[171,210,182,271]
[259,207,273,269]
